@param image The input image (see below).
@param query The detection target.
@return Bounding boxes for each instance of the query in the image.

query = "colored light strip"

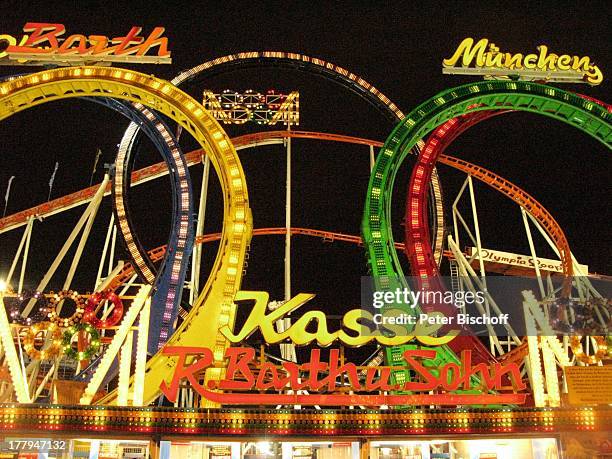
[0,404,608,436]
[114,103,194,351]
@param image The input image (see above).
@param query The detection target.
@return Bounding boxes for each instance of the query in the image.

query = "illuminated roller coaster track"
[0,67,252,406]
[113,51,445,303]
[0,127,589,402]
[107,227,406,293]
[405,96,612,299]
[1,128,578,290]
[1,127,582,314]
[92,99,194,356]
[113,105,194,353]
[0,72,195,349]
[363,80,612,371]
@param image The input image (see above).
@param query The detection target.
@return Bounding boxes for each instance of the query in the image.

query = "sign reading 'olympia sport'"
[0,22,171,65]
[443,37,603,85]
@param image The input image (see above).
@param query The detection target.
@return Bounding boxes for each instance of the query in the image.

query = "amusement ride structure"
[0,46,610,446]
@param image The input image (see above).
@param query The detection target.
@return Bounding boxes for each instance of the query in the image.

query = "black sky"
[0,0,610,316]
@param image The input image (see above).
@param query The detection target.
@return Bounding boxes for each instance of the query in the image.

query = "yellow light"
[1,67,253,407]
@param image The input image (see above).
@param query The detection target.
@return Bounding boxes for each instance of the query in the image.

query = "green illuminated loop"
[362,80,612,387]
[363,80,611,286]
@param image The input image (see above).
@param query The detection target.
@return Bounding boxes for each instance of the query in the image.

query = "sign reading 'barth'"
[0,22,171,65]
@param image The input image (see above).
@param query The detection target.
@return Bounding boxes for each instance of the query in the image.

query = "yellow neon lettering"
[442,37,488,67]
[556,55,572,70]
[443,38,603,85]
[222,291,456,347]
[536,46,558,70]
[586,65,603,85]
[484,48,504,68]
[504,53,523,69]
[524,54,537,69]
[572,55,591,72]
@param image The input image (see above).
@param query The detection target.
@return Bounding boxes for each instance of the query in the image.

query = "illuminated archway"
[0,67,252,405]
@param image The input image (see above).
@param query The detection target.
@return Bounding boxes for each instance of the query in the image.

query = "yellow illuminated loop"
[0,67,252,405]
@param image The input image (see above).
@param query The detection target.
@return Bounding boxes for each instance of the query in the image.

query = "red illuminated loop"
[83,290,124,328]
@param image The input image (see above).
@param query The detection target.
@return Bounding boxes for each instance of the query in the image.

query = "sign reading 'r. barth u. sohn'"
[443,37,603,85]
[159,291,527,407]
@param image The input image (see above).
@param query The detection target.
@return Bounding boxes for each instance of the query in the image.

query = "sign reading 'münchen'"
[0,22,171,65]
[443,37,602,85]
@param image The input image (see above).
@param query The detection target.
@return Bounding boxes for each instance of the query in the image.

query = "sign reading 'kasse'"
[443,37,603,85]
[0,23,171,65]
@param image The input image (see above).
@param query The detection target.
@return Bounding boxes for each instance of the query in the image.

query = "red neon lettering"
[403,349,439,391]
[110,27,145,55]
[5,24,169,59]
[300,349,328,391]
[8,23,65,53]
[324,349,360,391]
[364,366,394,391]
[160,347,526,406]
[256,362,283,390]
[86,35,110,54]
[494,361,526,390]
[218,347,255,390]
[120,27,170,57]
[278,362,306,390]
[57,34,88,54]
[159,346,212,403]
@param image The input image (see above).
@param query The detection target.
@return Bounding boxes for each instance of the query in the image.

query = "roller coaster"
[0,51,610,413]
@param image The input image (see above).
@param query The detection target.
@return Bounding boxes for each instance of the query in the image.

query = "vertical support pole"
[80,285,151,405]
[521,208,546,299]
[118,329,133,406]
[95,213,115,290]
[0,295,30,402]
[283,132,293,377]
[190,154,210,305]
[523,291,546,407]
[133,296,150,406]
[5,216,33,290]
[369,145,375,171]
[108,225,117,276]
[63,175,108,290]
[23,175,109,317]
[451,176,470,251]
[18,217,33,295]
[467,176,487,288]
[542,338,561,406]
[285,135,291,302]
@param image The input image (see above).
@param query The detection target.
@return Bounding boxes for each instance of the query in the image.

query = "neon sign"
[443,37,603,85]
[221,291,457,347]
[0,23,171,65]
[160,346,526,406]
[203,89,300,126]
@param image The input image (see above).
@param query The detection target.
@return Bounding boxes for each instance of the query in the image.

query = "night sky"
[0,0,610,323]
